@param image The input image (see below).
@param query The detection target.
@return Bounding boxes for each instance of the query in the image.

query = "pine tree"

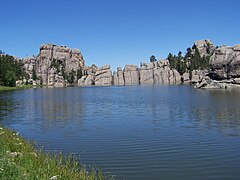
[77,68,83,80]
[32,66,37,80]
[150,55,157,62]
[67,69,75,84]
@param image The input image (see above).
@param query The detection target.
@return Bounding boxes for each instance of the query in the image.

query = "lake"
[1,85,240,180]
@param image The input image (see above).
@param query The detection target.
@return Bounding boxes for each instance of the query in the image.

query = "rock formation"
[210,45,240,79]
[23,44,84,87]
[139,62,154,85]
[78,65,112,86]
[113,67,124,86]
[195,43,240,89]
[79,60,182,86]
[153,60,181,85]
[181,72,190,83]
[191,70,206,83]
[193,39,215,57]
[123,65,140,85]
[78,74,95,86]
[94,65,112,86]
[19,39,240,89]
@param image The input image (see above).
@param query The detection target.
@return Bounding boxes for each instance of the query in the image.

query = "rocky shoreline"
[19,39,240,89]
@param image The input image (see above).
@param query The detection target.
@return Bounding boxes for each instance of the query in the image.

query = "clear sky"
[1,0,240,70]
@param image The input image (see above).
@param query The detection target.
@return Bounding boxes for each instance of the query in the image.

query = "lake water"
[1,85,240,180]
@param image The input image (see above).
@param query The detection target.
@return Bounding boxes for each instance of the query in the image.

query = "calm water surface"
[1,86,240,180]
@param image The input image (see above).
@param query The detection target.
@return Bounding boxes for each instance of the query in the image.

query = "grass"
[0,126,110,180]
[0,85,34,92]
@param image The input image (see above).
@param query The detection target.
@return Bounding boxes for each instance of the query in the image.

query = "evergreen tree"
[67,69,75,84]
[32,66,37,80]
[77,68,83,80]
[190,48,201,71]
[176,51,186,75]
[150,55,157,62]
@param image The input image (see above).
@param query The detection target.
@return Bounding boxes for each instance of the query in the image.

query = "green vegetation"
[0,126,108,180]
[50,58,61,73]
[4,71,17,87]
[32,66,37,81]
[67,70,76,84]
[0,85,33,92]
[0,54,26,87]
[167,46,211,75]
[77,68,83,80]
[150,55,157,62]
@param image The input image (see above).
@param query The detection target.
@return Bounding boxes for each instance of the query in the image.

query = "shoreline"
[0,125,107,179]
[0,85,34,92]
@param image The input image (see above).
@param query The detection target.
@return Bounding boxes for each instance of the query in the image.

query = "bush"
[4,71,16,87]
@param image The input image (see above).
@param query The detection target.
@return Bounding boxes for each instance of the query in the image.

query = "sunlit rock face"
[94,65,113,86]
[123,65,140,86]
[23,44,85,87]
[210,44,240,79]
[194,39,215,57]
[113,67,124,86]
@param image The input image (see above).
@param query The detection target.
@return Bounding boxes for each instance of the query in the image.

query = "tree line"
[167,45,211,75]
[0,54,26,87]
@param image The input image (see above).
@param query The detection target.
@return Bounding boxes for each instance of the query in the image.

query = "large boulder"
[210,44,240,79]
[181,72,190,83]
[191,70,205,83]
[194,77,240,89]
[77,74,95,86]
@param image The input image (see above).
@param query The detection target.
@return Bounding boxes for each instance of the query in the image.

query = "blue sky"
[1,0,240,70]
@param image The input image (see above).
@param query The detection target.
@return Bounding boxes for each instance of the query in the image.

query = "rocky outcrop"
[195,43,240,89]
[181,72,190,83]
[80,60,182,87]
[191,70,206,83]
[23,44,84,87]
[78,65,112,86]
[78,74,95,86]
[194,39,215,57]
[113,67,124,85]
[84,64,98,75]
[94,65,112,86]
[139,62,154,85]
[153,60,181,85]
[194,76,240,89]
[124,65,140,85]
[210,45,240,79]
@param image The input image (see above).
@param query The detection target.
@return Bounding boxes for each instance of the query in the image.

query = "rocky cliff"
[19,39,240,89]
[23,44,84,87]
[195,43,240,89]
[78,60,181,86]
[78,65,113,86]
[113,67,124,86]
[193,39,215,57]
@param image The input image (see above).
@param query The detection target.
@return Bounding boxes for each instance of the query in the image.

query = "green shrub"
[4,71,16,87]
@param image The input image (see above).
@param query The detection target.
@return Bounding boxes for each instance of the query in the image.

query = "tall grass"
[0,85,33,92]
[0,126,111,180]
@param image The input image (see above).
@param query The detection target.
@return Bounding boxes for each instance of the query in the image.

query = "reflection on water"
[0,86,240,180]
